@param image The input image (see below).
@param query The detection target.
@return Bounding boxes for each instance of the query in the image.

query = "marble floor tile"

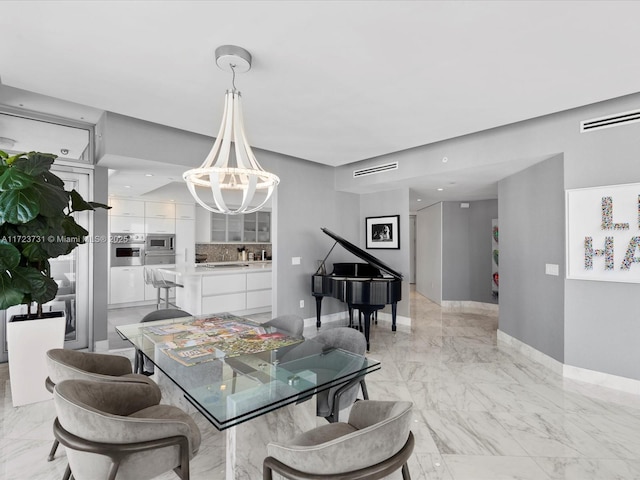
[421,409,529,456]
[443,455,552,480]
[3,288,640,479]
[533,456,640,480]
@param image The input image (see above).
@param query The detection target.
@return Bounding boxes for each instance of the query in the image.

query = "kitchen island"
[158,262,272,315]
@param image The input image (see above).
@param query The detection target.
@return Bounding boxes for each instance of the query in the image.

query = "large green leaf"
[16,216,50,237]
[32,182,70,218]
[62,216,89,239]
[0,241,21,270]
[41,170,65,188]
[0,188,40,224]
[69,189,95,212]
[12,152,56,176]
[89,201,111,210]
[0,167,35,191]
[10,266,58,304]
[0,272,25,310]
[0,150,8,159]
[21,242,51,262]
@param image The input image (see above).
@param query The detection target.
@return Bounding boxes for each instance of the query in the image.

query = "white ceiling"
[2,1,640,210]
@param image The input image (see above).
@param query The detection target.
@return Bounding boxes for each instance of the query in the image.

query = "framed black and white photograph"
[366,215,400,249]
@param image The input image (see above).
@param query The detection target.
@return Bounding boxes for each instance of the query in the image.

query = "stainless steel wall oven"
[110,233,145,266]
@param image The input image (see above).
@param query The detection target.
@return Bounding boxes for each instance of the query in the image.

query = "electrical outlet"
[300,300,304,308]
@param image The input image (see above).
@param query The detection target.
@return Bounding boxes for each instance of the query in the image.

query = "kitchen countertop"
[159,261,272,277]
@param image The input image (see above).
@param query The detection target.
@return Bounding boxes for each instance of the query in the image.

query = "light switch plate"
[292,257,301,265]
[545,263,559,276]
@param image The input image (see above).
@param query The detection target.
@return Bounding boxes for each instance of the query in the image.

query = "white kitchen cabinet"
[109,216,146,234]
[246,271,272,310]
[175,203,196,220]
[145,218,175,234]
[108,198,145,217]
[169,267,272,315]
[202,274,246,296]
[205,210,271,243]
[145,201,175,219]
[202,293,246,313]
[110,266,145,304]
[246,271,272,290]
[175,218,195,266]
[246,290,271,309]
[195,205,212,243]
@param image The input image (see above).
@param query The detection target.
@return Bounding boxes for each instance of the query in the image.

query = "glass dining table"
[116,311,380,424]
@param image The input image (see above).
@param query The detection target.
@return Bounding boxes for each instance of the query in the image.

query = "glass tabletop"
[116,312,380,430]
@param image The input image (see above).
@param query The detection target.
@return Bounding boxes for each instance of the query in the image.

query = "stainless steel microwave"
[146,234,175,253]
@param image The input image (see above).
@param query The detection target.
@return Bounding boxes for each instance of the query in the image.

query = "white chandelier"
[183,45,280,215]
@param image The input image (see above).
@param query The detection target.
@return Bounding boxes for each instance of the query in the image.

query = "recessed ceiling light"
[124,185,131,189]
[417,199,422,202]
[437,188,444,191]
[442,157,448,163]
[0,137,16,148]
[145,174,153,177]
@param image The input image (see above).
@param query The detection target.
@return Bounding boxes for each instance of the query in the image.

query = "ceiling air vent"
[581,109,640,133]
[353,162,398,178]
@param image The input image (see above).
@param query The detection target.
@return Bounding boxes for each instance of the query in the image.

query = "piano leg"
[392,302,397,332]
[363,312,371,351]
[314,295,323,329]
[348,304,354,328]
[357,305,384,351]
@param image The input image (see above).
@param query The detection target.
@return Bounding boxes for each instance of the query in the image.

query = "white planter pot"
[6,313,66,407]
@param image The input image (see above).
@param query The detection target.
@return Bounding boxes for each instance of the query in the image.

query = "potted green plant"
[0,149,109,406]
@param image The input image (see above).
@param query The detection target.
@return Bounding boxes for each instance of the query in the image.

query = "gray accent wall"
[416,203,442,304]
[499,155,565,362]
[96,112,211,166]
[359,189,410,317]
[442,199,498,304]
[92,166,109,345]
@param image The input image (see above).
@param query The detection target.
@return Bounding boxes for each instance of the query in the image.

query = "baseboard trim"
[563,364,640,395]
[94,339,110,352]
[497,330,563,375]
[498,330,640,393]
[442,301,499,315]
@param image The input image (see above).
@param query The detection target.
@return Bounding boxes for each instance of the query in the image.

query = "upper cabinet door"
[108,198,145,217]
[175,203,196,220]
[145,202,176,219]
[145,218,176,234]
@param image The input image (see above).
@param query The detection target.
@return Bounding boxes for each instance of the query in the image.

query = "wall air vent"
[353,162,398,178]
[581,109,640,133]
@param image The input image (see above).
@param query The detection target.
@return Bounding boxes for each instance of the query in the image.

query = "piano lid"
[321,227,403,280]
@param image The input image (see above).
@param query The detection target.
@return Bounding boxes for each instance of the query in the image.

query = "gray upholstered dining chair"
[134,308,192,375]
[45,348,161,463]
[53,379,201,480]
[263,314,304,338]
[264,400,414,480]
[314,327,369,423]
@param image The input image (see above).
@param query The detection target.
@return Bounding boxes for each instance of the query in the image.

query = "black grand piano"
[312,228,403,350]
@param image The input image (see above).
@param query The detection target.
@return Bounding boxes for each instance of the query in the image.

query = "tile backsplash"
[195,243,272,262]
